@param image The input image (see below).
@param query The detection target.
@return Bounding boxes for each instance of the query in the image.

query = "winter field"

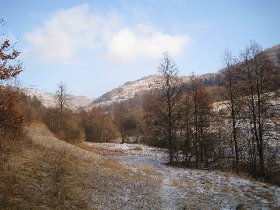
[25,124,280,209]
[85,142,280,209]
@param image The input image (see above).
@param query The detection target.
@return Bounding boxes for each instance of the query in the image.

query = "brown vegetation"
[0,141,90,209]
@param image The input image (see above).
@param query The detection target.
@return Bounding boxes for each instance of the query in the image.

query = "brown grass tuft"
[134,145,143,151]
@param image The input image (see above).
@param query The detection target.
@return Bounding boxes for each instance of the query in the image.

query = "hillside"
[92,75,161,107]
[266,44,280,65]
[23,88,93,110]
[92,44,280,107]
[2,123,279,209]
[91,73,218,107]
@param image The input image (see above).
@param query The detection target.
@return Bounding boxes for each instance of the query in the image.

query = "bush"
[0,87,24,139]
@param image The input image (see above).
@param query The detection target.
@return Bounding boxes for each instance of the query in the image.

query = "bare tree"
[189,76,213,167]
[181,92,194,165]
[55,81,71,130]
[191,75,199,167]
[114,103,128,144]
[156,52,183,163]
[221,50,241,172]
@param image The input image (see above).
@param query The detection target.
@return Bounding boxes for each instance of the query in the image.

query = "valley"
[24,124,280,209]
[1,3,280,209]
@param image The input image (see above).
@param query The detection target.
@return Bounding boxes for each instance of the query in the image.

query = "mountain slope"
[92,75,161,107]
[266,44,280,65]
[92,44,280,107]
[23,88,93,110]
[91,73,217,107]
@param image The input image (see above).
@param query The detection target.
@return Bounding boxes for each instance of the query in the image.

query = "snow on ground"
[86,142,280,209]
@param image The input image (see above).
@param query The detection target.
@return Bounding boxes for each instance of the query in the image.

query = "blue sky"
[1,0,279,98]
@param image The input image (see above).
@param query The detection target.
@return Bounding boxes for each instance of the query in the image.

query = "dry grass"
[77,142,104,155]
[172,179,182,188]
[99,158,130,173]
[2,123,160,209]
[138,164,156,176]
[77,143,131,174]
[134,145,143,151]
[0,139,91,209]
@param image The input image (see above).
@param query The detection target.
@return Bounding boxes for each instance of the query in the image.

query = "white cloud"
[108,27,189,62]
[24,4,189,64]
[24,4,118,64]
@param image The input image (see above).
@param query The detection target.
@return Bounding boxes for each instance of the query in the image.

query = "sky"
[1,0,279,98]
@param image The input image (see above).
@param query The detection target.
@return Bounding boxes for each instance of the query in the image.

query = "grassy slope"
[0,124,161,210]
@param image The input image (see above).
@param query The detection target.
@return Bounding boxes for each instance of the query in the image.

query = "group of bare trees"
[143,53,213,166]
[143,42,280,182]
[220,42,280,180]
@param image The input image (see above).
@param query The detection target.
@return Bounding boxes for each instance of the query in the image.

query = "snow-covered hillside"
[23,88,93,110]
[92,74,215,107]
[92,75,161,107]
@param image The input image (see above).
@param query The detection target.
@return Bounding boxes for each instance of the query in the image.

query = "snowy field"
[86,142,280,209]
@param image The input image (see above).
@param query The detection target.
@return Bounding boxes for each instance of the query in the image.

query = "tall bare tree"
[156,52,183,163]
[190,76,213,167]
[114,103,130,144]
[221,50,241,172]
[55,82,71,130]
